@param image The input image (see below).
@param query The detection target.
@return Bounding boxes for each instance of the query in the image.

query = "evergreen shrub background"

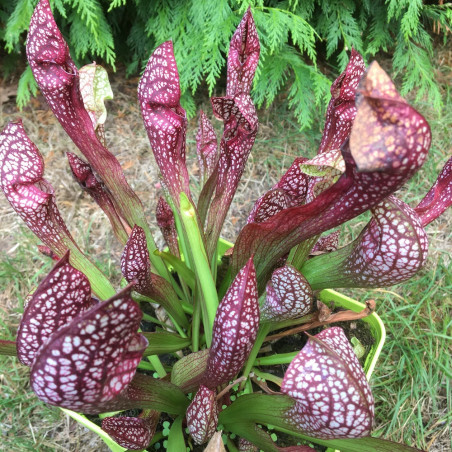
[1,0,451,127]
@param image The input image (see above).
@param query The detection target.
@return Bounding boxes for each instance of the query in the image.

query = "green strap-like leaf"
[226,422,279,452]
[180,192,218,346]
[141,331,191,356]
[219,393,294,427]
[273,426,424,452]
[166,416,186,450]
[154,250,196,289]
[219,394,423,452]
[125,373,189,416]
[171,348,210,393]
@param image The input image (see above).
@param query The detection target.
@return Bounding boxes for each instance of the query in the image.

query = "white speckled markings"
[120,225,187,327]
[343,195,429,287]
[186,385,219,445]
[232,56,432,280]
[102,411,159,450]
[318,49,365,155]
[246,47,365,230]
[17,252,92,366]
[156,196,179,257]
[30,291,147,413]
[27,0,147,232]
[196,111,218,182]
[0,121,76,255]
[415,156,452,227]
[245,49,364,232]
[203,8,260,257]
[226,8,260,98]
[261,265,313,321]
[281,327,374,439]
[203,258,259,389]
[121,225,153,294]
[138,40,189,205]
[304,193,431,290]
[247,157,309,224]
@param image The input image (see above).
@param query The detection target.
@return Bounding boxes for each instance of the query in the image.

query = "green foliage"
[16,65,37,109]
[2,0,451,125]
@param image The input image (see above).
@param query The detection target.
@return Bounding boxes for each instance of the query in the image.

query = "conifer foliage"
[2,0,450,126]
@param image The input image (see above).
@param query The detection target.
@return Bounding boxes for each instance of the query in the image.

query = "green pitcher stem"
[137,359,170,373]
[181,301,194,315]
[192,288,201,352]
[169,272,188,302]
[301,242,353,290]
[244,378,253,394]
[154,250,196,289]
[268,313,316,332]
[172,202,192,270]
[226,437,240,452]
[147,354,167,377]
[142,310,187,338]
[254,351,298,366]
[241,322,271,388]
[69,246,115,299]
[287,235,319,270]
[97,411,122,419]
[251,367,283,386]
[179,193,218,346]
[141,311,169,328]
[137,360,155,371]
[167,201,194,302]
[167,313,188,338]
[138,322,167,377]
[148,431,164,448]
[143,224,172,283]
